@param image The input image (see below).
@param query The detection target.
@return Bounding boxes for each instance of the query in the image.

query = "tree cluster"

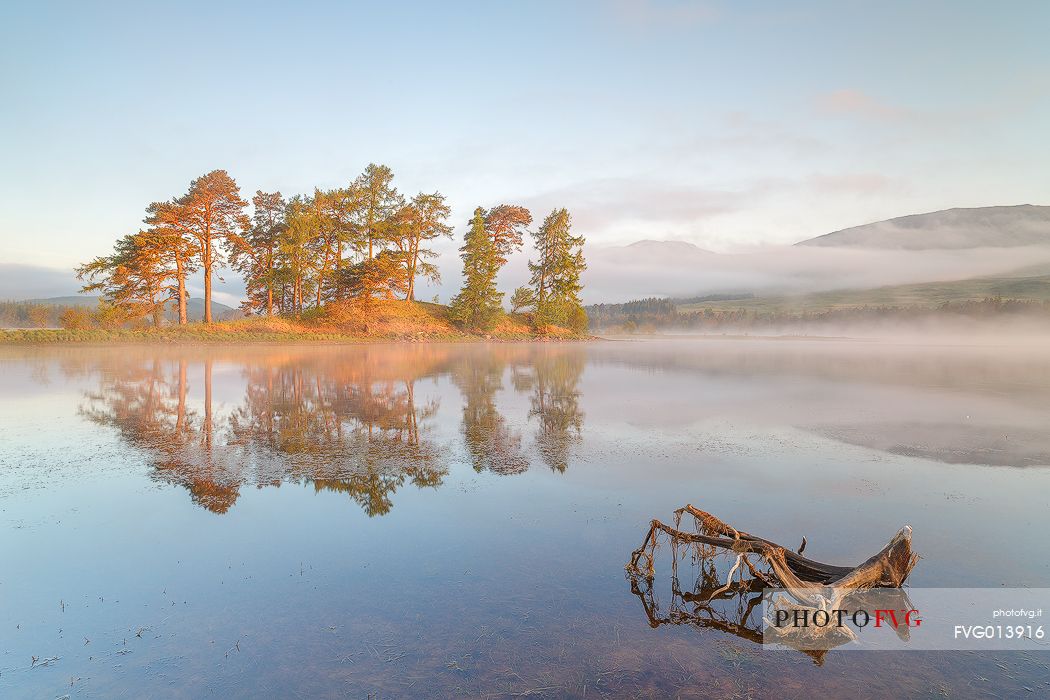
[449,206,588,333]
[75,164,588,333]
[76,164,456,324]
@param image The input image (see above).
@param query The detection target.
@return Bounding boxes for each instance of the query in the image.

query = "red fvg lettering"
[771,608,922,629]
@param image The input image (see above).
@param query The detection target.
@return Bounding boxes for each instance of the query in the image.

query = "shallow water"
[2,339,1049,698]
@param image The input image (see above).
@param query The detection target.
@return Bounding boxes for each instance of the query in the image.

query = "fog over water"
[579,244,1050,302]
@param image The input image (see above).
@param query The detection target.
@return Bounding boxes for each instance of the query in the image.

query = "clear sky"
[2,1,1048,287]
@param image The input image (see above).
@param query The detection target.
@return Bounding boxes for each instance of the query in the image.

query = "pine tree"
[484,205,532,266]
[448,207,503,331]
[144,202,197,324]
[528,208,587,331]
[280,195,318,316]
[76,229,183,326]
[150,170,249,323]
[228,191,286,316]
[354,163,402,261]
[390,192,453,301]
[509,286,535,314]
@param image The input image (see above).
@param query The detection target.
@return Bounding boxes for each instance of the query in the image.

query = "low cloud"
[0,264,81,300]
[582,243,1050,303]
[523,173,906,242]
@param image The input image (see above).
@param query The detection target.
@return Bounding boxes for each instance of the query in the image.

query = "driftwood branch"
[627,504,918,606]
[625,504,920,662]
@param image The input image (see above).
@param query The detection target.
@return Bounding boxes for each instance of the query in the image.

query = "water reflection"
[5,340,1050,698]
[452,353,529,475]
[76,346,587,514]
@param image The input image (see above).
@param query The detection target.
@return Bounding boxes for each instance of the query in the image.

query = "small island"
[2,165,588,344]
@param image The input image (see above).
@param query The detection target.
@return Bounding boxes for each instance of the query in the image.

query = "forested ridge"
[586,295,1050,332]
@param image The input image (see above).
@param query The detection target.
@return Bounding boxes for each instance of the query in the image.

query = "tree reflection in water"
[518,352,585,472]
[452,352,529,475]
[77,346,585,514]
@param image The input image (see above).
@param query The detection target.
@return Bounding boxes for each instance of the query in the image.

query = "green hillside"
[676,274,1050,314]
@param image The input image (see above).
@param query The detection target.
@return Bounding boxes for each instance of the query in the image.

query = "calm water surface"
[2,340,1050,698]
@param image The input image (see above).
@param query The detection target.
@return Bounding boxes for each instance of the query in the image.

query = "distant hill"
[589,239,714,274]
[624,239,714,255]
[797,204,1050,250]
[26,296,241,321]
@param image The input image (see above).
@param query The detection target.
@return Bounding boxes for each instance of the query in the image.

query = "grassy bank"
[0,300,588,344]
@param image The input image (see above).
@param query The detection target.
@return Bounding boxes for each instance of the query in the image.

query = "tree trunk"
[407,242,417,301]
[203,261,213,324]
[175,259,188,325]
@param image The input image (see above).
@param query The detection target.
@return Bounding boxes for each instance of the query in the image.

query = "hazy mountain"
[594,239,713,265]
[797,204,1050,250]
[624,239,714,255]
[583,208,1050,303]
[26,295,241,321]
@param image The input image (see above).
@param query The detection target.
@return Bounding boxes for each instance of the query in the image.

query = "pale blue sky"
[1,0,1048,297]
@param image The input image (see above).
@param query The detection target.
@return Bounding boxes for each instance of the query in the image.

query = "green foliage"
[59,307,94,330]
[229,190,287,315]
[0,302,58,328]
[92,302,132,329]
[509,286,535,313]
[566,304,589,334]
[26,304,52,328]
[341,251,408,302]
[355,163,403,259]
[393,192,453,301]
[528,208,586,330]
[585,297,677,328]
[75,230,175,326]
[484,205,532,265]
[73,165,589,338]
[449,208,504,331]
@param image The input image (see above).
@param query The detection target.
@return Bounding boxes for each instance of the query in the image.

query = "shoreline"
[0,329,595,345]
[0,300,591,345]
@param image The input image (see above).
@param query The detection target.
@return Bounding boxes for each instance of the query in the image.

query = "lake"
[2,339,1049,698]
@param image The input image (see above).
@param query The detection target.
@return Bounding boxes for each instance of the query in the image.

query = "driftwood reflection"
[76,346,586,514]
[629,570,836,665]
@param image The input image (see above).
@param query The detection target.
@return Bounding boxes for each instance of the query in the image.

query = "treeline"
[76,165,587,333]
[588,296,1050,332]
[0,301,68,329]
[585,294,754,328]
[585,297,678,328]
[0,301,126,330]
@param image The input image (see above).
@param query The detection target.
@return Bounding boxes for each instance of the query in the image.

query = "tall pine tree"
[528,208,587,332]
[448,207,503,331]
[228,191,286,316]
